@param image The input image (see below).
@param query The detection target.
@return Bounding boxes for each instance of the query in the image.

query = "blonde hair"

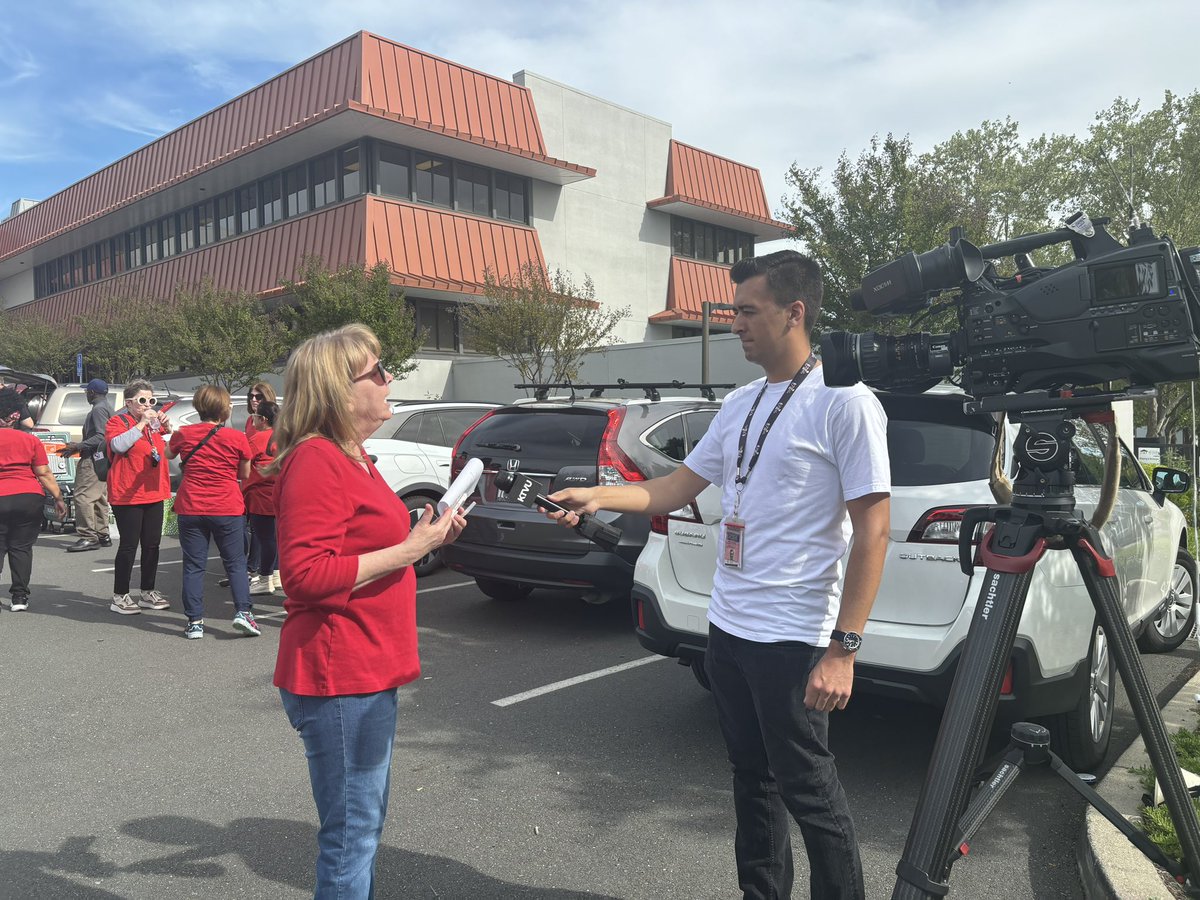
[266,324,382,474]
[193,384,232,422]
[247,380,277,411]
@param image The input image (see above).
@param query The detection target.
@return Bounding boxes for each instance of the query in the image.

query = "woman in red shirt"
[0,390,66,611]
[166,385,256,640]
[243,399,279,596]
[270,324,466,899]
[244,380,277,583]
[105,380,173,616]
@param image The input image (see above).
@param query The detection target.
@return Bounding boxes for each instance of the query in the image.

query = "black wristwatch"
[831,629,862,653]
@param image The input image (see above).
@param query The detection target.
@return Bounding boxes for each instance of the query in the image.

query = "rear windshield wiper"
[476,441,522,451]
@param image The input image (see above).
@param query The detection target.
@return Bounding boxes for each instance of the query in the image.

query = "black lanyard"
[734,355,816,493]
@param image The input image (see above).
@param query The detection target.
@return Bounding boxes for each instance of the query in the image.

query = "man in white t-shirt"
[545,250,890,900]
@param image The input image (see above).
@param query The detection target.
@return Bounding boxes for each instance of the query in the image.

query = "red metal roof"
[648,140,788,235]
[11,200,366,321]
[0,32,591,265]
[366,196,545,294]
[649,257,736,325]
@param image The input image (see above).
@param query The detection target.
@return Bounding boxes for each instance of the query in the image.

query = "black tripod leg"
[1071,540,1200,885]
[892,567,1036,899]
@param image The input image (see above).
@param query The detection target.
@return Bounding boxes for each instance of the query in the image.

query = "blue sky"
[2,0,1197,225]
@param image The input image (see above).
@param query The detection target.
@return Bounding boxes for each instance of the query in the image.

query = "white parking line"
[417,581,474,595]
[491,656,667,707]
[91,555,218,573]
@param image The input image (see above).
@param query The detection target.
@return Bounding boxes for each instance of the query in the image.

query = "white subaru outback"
[631,389,1195,770]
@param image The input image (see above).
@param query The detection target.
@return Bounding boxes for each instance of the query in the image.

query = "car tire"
[690,657,711,691]
[475,578,532,602]
[1137,548,1197,654]
[1046,622,1114,772]
[402,495,442,577]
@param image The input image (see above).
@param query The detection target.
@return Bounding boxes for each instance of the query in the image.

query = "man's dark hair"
[730,250,823,333]
[257,400,279,428]
[0,389,25,421]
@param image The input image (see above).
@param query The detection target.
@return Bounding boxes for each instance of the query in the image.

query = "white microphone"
[437,457,483,516]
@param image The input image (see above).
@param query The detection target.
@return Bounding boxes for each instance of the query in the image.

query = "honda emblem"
[507,458,520,471]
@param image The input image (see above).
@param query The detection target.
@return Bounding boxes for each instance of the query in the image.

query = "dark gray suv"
[440,387,722,603]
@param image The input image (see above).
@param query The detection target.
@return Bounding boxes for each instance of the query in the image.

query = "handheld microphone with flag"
[493,470,622,551]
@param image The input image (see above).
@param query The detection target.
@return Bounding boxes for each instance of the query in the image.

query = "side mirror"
[1152,467,1191,495]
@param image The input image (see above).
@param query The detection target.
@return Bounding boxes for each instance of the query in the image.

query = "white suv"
[363,402,497,575]
[631,390,1196,770]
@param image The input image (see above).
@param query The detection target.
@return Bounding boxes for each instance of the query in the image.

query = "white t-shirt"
[683,366,890,645]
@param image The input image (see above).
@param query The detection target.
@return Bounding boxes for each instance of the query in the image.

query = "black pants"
[112,502,164,595]
[248,513,277,574]
[0,493,43,600]
[706,624,864,900]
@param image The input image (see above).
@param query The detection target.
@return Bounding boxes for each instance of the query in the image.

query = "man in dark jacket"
[60,380,114,552]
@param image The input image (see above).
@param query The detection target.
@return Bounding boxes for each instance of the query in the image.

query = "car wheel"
[402,495,442,577]
[690,657,711,691]
[475,578,532,602]
[1137,548,1197,653]
[1047,622,1114,772]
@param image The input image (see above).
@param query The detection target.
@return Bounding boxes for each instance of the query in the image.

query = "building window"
[126,229,142,268]
[494,172,527,223]
[414,153,451,207]
[410,299,459,351]
[670,216,754,265]
[111,235,127,275]
[82,246,96,284]
[96,242,111,280]
[377,143,410,198]
[455,163,490,216]
[285,164,309,217]
[160,215,177,258]
[260,174,283,226]
[197,201,216,247]
[177,209,195,253]
[216,192,237,240]
[238,185,259,233]
[143,222,160,264]
[311,154,337,209]
[340,144,362,198]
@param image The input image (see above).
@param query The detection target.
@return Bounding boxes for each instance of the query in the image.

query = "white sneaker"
[137,589,170,610]
[249,577,273,596]
[110,594,141,615]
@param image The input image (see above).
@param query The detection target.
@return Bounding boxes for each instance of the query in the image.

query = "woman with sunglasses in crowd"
[243,381,277,584]
[243,399,280,597]
[270,324,467,898]
[105,380,173,616]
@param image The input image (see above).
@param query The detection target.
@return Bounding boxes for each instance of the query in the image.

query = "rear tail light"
[1000,661,1014,696]
[907,506,988,544]
[598,408,647,486]
[651,501,703,535]
[449,410,497,481]
[636,598,646,630]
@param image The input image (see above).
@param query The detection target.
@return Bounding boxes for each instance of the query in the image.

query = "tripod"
[892,394,1200,899]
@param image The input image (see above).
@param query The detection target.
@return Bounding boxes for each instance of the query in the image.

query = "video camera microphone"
[493,470,622,551]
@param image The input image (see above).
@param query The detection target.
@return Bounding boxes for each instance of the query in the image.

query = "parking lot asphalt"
[3,531,1197,899]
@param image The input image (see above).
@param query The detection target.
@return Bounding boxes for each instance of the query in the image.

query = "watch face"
[842,632,862,652]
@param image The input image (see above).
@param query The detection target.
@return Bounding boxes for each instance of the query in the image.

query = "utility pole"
[701,301,737,383]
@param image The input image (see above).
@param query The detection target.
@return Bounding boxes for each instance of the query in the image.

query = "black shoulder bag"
[180,424,223,468]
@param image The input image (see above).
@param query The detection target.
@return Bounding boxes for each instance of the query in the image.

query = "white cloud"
[77,92,179,138]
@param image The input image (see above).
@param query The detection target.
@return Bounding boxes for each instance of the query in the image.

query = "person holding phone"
[105,380,173,616]
[269,324,468,898]
[0,389,67,612]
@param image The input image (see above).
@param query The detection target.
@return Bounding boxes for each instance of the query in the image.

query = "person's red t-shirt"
[243,427,277,516]
[105,414,170,505]
[171,423,251,516]
[273,437,417,696]
[0,429,48,497]
[244,417,258,439]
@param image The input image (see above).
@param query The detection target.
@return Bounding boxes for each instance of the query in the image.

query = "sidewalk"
[1078,666,1200,899]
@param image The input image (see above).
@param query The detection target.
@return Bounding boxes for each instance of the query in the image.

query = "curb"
[1077,667,1200,899]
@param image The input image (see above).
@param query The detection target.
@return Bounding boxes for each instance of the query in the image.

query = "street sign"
[75,353,83,382]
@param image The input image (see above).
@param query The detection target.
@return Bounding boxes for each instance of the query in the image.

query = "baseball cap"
[86,378,109,393]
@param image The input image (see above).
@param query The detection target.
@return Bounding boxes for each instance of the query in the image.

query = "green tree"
[458,262,628,385]
[277,257,422,377]
[0,311,77,380]
[72,294,177,384]
[164,279,288,394]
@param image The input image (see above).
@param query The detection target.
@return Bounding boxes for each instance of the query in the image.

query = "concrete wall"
[514,71,675,345]
[447,332,761,403]
[0,268,34,310]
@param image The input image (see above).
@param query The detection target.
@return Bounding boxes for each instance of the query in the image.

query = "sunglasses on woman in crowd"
[133,397,158,406]
[353,361,389,385]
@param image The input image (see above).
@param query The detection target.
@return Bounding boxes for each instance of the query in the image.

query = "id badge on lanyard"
[721,514,745,569]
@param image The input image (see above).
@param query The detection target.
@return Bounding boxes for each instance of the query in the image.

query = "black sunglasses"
[249,392,264,400]
[353,361,389,385]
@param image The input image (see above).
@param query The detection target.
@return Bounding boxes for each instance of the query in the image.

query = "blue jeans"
[280,688,398,900]
[177,514,250,620]
[706,624,864,900]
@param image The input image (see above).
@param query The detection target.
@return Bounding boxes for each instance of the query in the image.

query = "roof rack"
[515,381,734,402]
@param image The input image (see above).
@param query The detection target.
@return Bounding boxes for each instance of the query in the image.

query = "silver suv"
[440,385,723,604]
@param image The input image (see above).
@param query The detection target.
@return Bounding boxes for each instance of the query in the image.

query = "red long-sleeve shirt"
[273,437,417,696]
